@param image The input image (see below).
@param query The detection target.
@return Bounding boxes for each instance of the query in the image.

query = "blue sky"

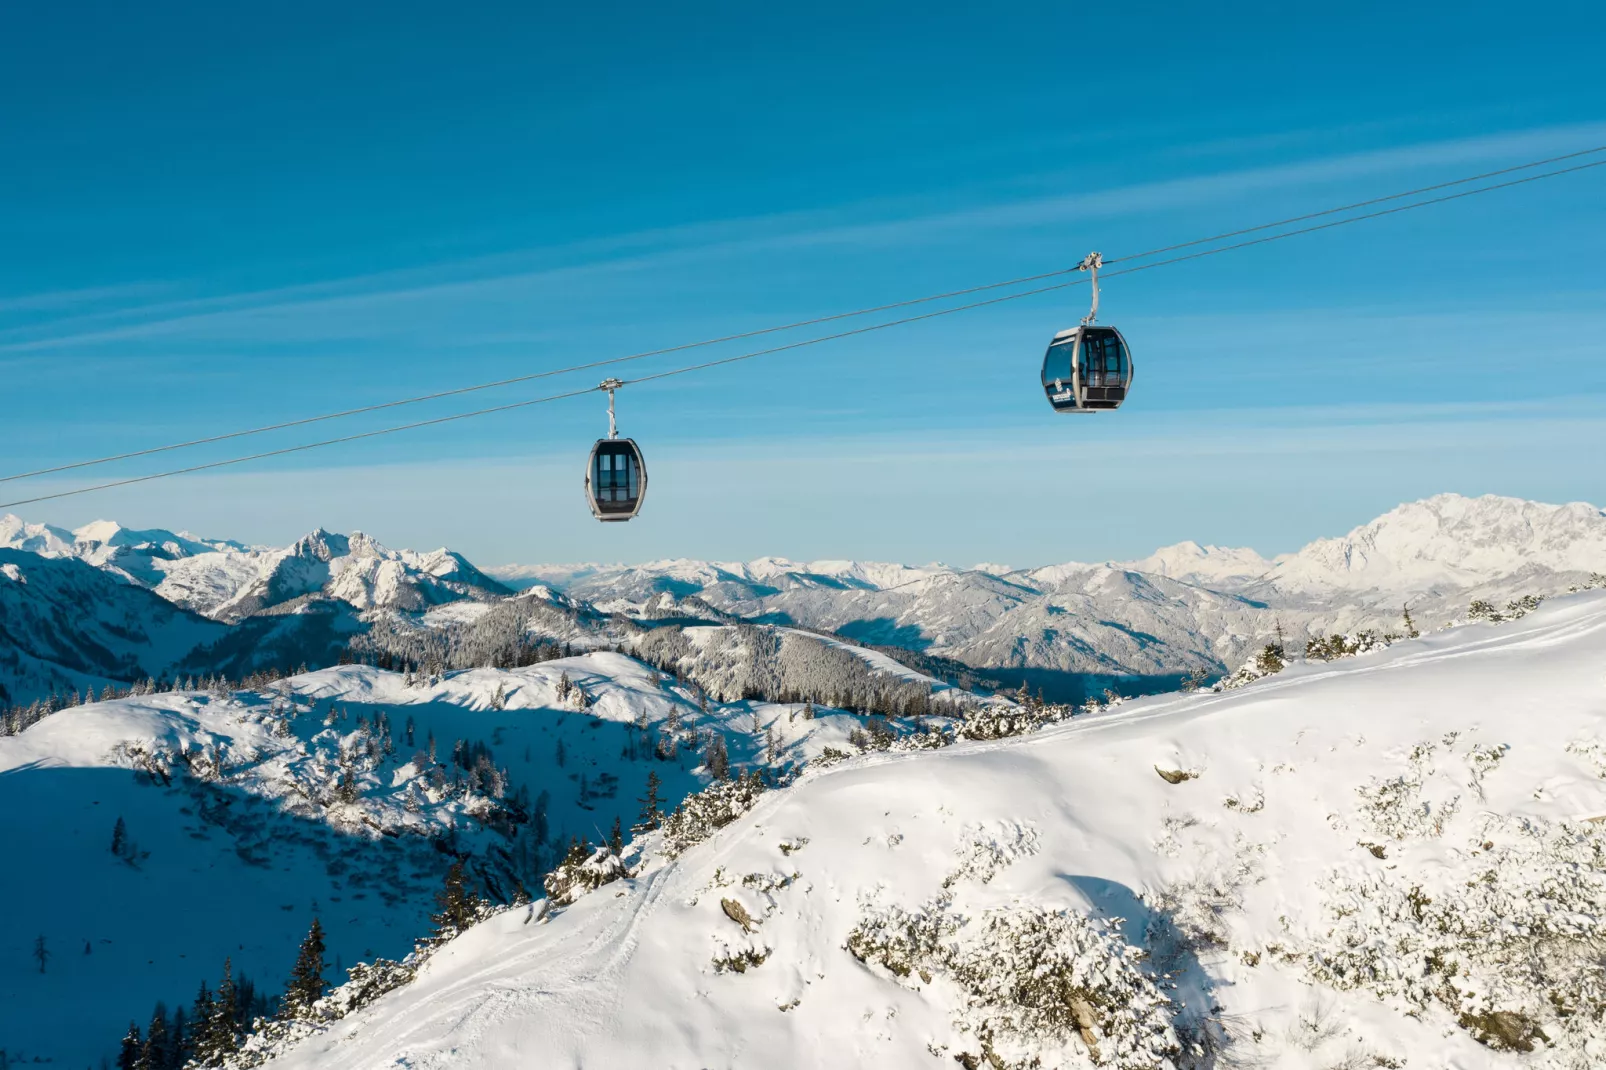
[2,2,1604,567]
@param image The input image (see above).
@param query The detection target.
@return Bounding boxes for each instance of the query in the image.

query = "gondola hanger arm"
[1079,251,1102,325]
[599,377,624,439]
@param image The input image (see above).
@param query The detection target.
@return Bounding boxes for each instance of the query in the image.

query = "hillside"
[0,648,961,1067]
[0,549,226,706]
[251,589,1606,1069]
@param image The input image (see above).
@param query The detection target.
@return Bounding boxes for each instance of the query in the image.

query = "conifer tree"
[431,861,478,939]
[634,771,663,833]
[206,958,241,1057]
[281,917,327,1018]
[707,735,730,780]
[117,1023,142,1070]
[168,1007,189,1070]
[609,815,624,855]
[110,816,128,857]
[189,981,214,1053]
[138,1004,169,1070]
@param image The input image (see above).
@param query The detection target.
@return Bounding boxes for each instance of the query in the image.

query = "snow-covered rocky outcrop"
[250,589,1606,1069]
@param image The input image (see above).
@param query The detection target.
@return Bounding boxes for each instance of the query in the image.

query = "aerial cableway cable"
[1,150,1602,511]
[2,144,1603,488]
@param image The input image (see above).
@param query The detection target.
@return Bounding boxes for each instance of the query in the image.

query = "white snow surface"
[259,591,1606,1070]
[0,518,506,620]
[0,651,936,1066]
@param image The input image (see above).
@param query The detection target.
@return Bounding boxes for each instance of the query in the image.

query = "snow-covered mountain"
[0,516,509,621]
[239,587,1606,1069]
[1253,492,1606,596]
[7,494,1604,710]
[0,549,226,705]
[1,650,954,1067]
[490,494,1606,678]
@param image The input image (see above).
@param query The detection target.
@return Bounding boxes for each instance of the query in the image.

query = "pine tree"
[189,981,214,1057]
[138,1004,169,1070]
[431,861,479,940]
[609,815,624,855]
[117,1023,142,1070]
[168,1007,189,1070]
[208,958,240,1056]
[707,735,730,780]
[634,771,663,833]
[281,917,327,1019]
[111,816,128,857]
[33,935,47,973]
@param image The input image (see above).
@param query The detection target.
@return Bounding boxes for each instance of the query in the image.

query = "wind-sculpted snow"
[237,590,1606,1069]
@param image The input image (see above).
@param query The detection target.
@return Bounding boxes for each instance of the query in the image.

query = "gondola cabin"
[585,437,647,521]
[1040,324,1133,413]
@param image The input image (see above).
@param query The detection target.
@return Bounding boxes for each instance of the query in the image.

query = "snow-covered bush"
[1143,842,1263,968]
[543,842,628,905]
[848,899,1179,1069]
[1305,813,1606,1057]
[1353,742,1461,840]
[658,771,773,859]
[1467,593,1545,624]
[1212,643,1285,691]
[956,702,1074,741]
[1304,630,1390,663]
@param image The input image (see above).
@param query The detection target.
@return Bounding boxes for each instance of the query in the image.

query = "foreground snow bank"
[260,592,1606,1069]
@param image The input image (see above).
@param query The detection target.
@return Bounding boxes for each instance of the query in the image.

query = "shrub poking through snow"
[956,702,1075,741]
[1303,631,1391,663]
[1304,812,1606,1058]
[847,899,1179,1069]
[1213,643,1286,691]
[543,841,628,906]
[1468,594,1545,623]
[658,770,773,859]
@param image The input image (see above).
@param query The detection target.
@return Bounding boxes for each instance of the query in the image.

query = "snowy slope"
[0,651,946,1068]
[0,549,226,705]
[261,591,1606,1070]
[0,517,508,621]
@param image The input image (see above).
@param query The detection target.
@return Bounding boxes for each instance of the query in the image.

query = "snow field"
[0,651,922,1067]
[261,591,1606,1069]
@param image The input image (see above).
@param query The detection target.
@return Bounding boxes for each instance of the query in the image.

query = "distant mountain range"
[4,493,1604,707]
[491,492,1606,676]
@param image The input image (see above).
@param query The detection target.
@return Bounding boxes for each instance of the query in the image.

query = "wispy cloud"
[3,120,1601,359]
